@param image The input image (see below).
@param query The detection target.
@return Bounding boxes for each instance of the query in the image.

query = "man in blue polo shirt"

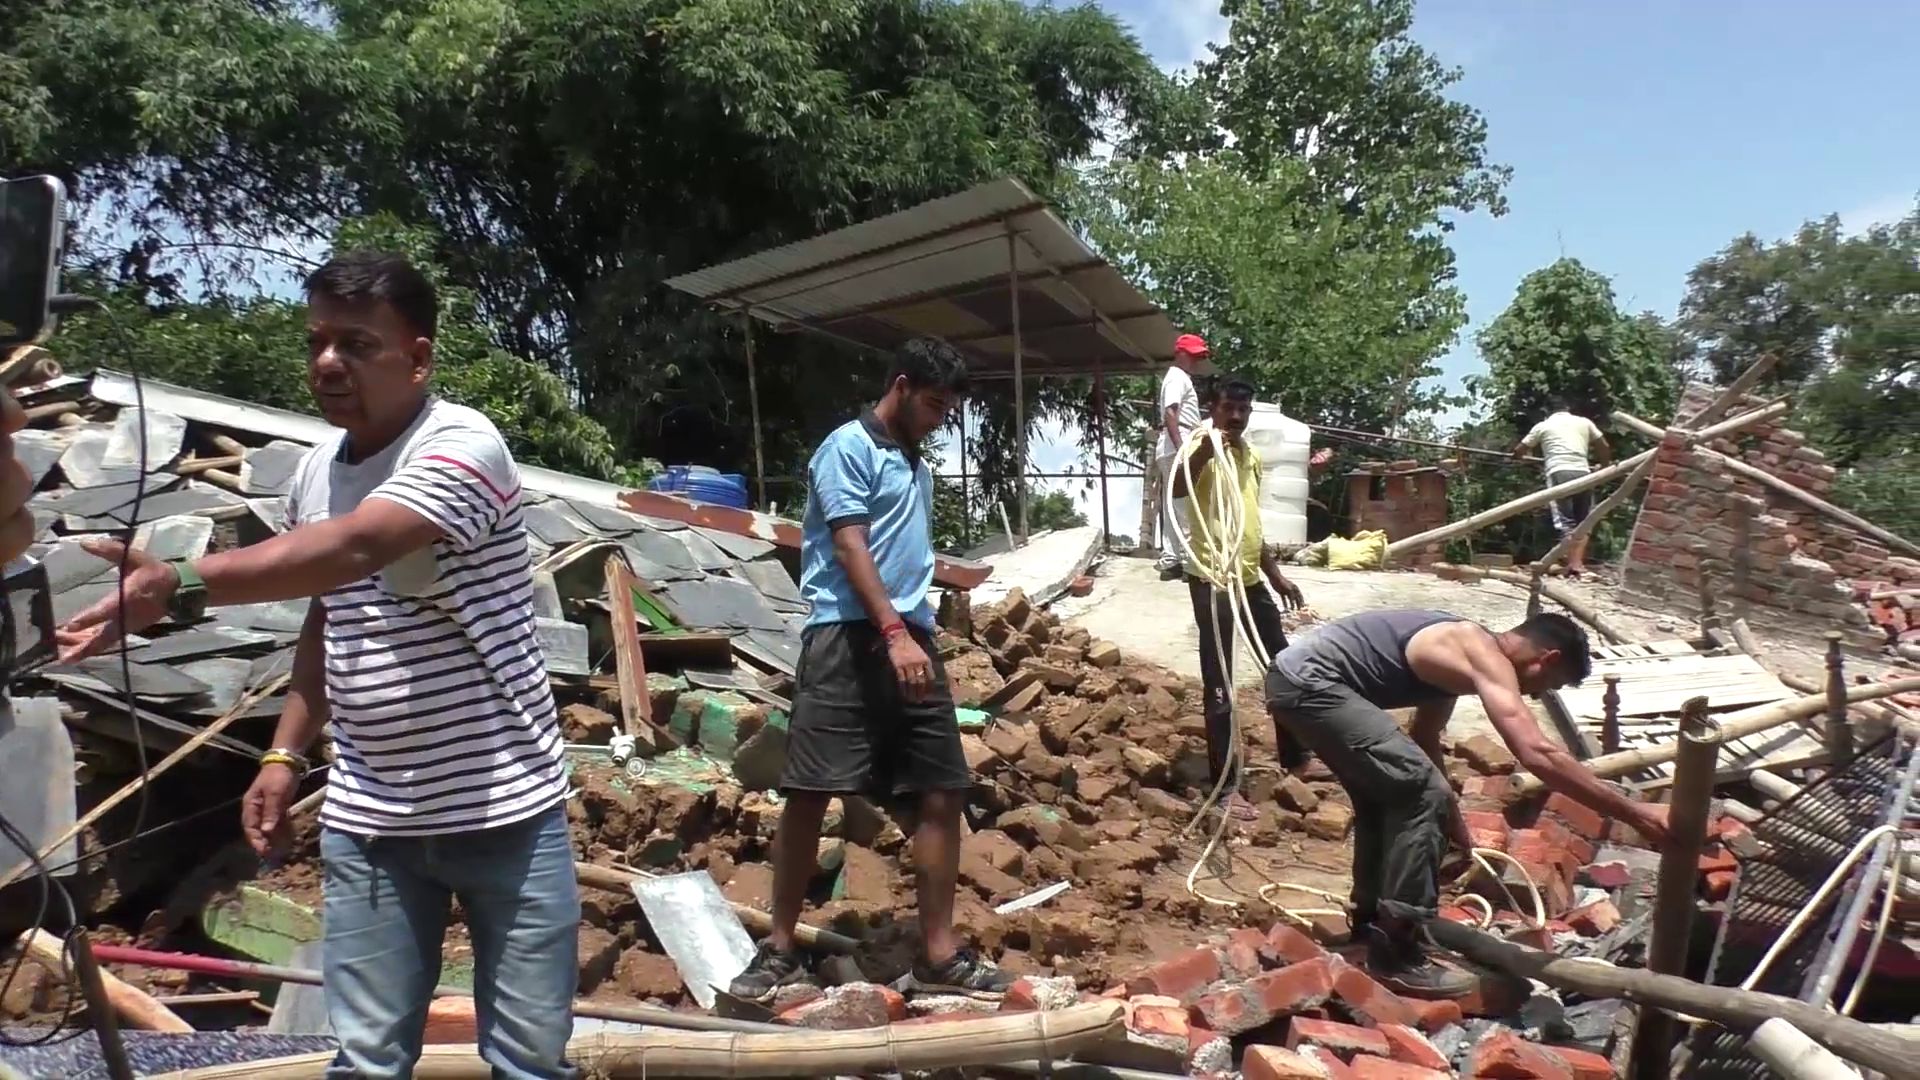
[727,336,1016,1004]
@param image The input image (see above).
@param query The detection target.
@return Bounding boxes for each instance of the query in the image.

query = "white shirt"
[1156,365,1201,461]
[285,399,567,837]
[1522,411,1606,477]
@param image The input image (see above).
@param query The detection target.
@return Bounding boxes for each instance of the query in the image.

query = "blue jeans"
[320,802,580,1080]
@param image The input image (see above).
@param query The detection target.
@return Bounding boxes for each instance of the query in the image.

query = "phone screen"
[0,176,68,349]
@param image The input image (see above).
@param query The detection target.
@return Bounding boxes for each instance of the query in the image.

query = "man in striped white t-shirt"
[56,252,577,1080]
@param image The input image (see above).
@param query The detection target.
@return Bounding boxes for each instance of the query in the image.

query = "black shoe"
[1345,914,1374,947]
[726,941,819,1004]
[1365,926,1476,1000]
[908,947,1019,999]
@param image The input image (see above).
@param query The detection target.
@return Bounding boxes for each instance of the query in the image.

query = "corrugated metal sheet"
[88,371,635,506]
[665,178,1175,377]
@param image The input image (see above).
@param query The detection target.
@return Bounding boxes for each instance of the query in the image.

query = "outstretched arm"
[1411,628,1668,846]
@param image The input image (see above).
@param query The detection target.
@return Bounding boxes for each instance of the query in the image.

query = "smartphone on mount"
[0,175,68,680]
[0,174,69,350]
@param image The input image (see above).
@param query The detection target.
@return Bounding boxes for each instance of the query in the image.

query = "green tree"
[1472,258,1680,430]
[1022,489,1087,533]
[1448,258,1681,562]
[1079,0,1504,527]
[1677,201,1919,538]
[5,0,1161,504]
[49,215,627,478]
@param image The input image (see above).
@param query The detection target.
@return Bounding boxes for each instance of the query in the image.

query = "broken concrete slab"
[969,526,1103,612]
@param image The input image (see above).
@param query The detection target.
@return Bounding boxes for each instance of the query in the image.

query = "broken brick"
[1564,898,1621,936]
[1125,993,1191,1040]
[1289,1016,1391,1059]
[1404,997,1464,1033]
[1193,956,1335,1036]
[1704,868,1736,900]
[1458,971,1533,1019]
[1541,793,1609,842]
[1264,923,1331,966]
[1378,1024,1451,1072]
[1330,960,1423,1028]
[1470,1029,1574,1080]
[1698,845,1737,876]
[1222,927,1271,977]
[1546,1044,1616,1080]
[1123,946,1222,1004]
[1460,809,1511,851]
[1245,1045,1337,1080]
[1351,1057,1451,1080]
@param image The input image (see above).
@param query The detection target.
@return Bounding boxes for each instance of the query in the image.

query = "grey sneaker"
[908,948,1019,999]
[727,941,819,1004]
[1365,927,1476,1000]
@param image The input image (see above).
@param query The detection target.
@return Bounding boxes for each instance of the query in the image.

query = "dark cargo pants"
[1188,575,1290,790]
[1263,667,1454,925]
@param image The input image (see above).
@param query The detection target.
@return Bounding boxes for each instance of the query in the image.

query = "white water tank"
[1242,402,1312,546]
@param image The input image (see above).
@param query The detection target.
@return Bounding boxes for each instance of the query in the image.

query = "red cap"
[1174,333,1209,357]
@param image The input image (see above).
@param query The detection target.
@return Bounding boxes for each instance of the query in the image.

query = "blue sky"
[1018,0,1920,535]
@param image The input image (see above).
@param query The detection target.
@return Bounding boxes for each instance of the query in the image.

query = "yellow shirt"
[1179,429,1264,587]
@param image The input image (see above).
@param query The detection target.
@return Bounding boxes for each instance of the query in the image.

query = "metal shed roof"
[664,178,1177,379]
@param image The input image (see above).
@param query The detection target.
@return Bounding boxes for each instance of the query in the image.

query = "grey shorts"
[1547,469,1594,538]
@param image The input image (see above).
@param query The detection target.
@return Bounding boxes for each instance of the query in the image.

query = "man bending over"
[1265,610,1670,999]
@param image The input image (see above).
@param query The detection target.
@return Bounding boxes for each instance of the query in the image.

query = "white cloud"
[1118,0,1229,74]
[1839,192,1916,234]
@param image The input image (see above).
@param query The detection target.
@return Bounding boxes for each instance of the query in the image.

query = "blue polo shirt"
[799,410,936,630]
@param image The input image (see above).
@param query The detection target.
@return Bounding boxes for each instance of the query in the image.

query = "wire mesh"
[1684,734,1912,1079]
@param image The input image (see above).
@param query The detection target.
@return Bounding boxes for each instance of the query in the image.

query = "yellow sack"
[1324,530,1389,571]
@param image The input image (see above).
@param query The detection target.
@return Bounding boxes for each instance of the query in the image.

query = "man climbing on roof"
[727,335,1017,1007]
[1170,376,1307,820]
[1264,609,1671,999]
[1514,397,1611,576]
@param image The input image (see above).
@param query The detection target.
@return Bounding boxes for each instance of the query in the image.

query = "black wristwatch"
[166,559,209,622]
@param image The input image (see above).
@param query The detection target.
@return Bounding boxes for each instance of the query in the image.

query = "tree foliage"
[1442,258,1680,562]
[1678,199,1919,539]
[4,0,1159,500]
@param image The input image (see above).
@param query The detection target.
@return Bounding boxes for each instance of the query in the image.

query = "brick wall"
[1347,461,1448,566]
[1620,383,1883,641]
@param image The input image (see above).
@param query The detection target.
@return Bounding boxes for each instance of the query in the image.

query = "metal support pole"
[1601,675,1622,755]
[1007,228,1027,541]
[742,318,767,509]
[960,400,971,549]
[1630,695,1722,1080]
[1801,737,1920,1008]
[1825,631,1853,766]
[1094,362,1111,548]
[70,929,136,1080]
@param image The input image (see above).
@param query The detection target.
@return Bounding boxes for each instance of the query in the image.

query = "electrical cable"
[0,808,83,1046]
[1160,422,1549,935]
[1,293,153,1046]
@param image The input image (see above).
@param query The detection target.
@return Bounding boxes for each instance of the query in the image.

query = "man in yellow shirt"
[1170,377,1306,820]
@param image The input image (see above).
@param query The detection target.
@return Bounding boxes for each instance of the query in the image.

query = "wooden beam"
[1423,919,1920,1080]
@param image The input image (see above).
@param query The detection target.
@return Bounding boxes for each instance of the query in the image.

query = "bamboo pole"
[1688,400,1790,442]
[1431,564,1633,644]
[154,1000,1128,1080]
[1508,679,1920,795]
[1629,696,1721,1080]
[1823,631,1853,766]
[18,930,193,1033]
[67,929,137,1080]
[1423,920,1919,1080]
[1692,354,1782,429]
[1385,450,1656,561]
[0,672,292,891]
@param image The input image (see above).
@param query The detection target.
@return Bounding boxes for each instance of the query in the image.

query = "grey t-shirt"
[1275,609,1466,710]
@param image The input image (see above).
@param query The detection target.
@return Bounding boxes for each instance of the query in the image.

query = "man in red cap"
[1152,333,1211,578]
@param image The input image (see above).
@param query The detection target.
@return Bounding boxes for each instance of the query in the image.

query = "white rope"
[1162,424,1546,933]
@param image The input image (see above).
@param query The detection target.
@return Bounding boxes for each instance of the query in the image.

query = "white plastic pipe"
[1748,1019,1862,1080]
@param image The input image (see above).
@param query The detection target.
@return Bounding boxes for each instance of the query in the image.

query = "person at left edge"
[53,252,578,1080]
[727,336,1018,1005]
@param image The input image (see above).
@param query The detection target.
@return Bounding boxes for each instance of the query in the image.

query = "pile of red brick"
[1855,557,1920,665]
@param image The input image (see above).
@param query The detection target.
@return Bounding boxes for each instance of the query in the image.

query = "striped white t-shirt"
[285,399,567,837]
